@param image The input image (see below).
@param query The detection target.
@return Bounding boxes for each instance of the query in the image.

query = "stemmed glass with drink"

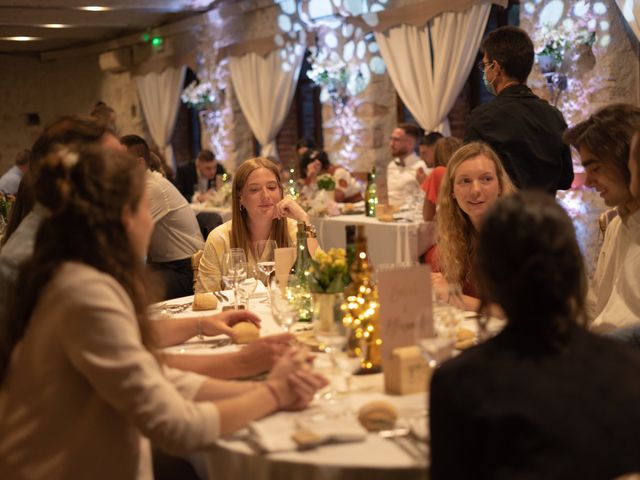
[256,240,277,281]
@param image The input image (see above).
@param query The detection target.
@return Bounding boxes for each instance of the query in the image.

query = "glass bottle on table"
[342,225,382,374]
[364,167,377,217]
[288,221,313,322]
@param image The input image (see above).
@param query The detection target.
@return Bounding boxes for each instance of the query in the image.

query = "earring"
[239,204,245,212]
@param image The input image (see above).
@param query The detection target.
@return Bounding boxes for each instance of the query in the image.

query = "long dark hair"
[0,146,152,384]
[475,191,587,341]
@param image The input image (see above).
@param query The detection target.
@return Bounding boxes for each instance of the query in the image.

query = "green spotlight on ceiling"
[151,36,163,47]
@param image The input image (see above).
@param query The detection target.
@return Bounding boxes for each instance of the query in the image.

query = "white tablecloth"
[158,294,429,480]
[310,215,435,267]
[190,203,232,222]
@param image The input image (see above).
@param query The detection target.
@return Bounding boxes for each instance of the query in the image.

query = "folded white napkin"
[249,412,367,452]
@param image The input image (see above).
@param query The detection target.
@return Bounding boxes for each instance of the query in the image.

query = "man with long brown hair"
[564,104,640,331]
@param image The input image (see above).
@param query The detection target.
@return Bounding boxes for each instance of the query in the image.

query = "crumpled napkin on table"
[248,413,367,452]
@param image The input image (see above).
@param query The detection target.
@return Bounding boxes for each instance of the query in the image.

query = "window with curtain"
[274,50,323,170]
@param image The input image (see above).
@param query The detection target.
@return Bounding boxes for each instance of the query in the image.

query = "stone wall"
[0,54,145,174]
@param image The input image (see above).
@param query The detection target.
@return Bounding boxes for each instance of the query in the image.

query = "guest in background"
[419,131,444,169]
[301,149,362,203]
[197,157,318,292]
[465,26,573,194]
[121,134,204,300]
[90,100,117,132]
[387,123,428,209]
[426,142,515,310]
[0,149,29,195]
[422,137,462,221]
[430,191,640,480]
[564,104,640,332]
[149,150,174,181]
[174,149,227,202]
[0,145,326,479]
[295,137,315,159]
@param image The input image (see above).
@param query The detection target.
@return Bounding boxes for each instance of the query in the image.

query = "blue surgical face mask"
[482,63,497,96]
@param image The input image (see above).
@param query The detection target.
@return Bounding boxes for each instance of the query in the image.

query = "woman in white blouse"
[197,157,318,292]
[0,146,326,479]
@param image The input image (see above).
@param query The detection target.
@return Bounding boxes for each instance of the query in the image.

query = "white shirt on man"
[588,208,640,331]
[146,170,203,263]
[386,152,429,208]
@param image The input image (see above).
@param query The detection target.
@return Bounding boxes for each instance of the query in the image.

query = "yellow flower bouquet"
[308,248,350,293]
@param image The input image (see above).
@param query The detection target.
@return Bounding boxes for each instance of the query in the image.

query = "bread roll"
[357,400,398,431]
[192,292,218,311]
[231,322,260,344]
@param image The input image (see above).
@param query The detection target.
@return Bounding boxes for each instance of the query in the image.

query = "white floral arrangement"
[181,80,216,110]
[534,22,595,71]
[303,189,340,217]
[205,181,232,207]
[306,47,365,105]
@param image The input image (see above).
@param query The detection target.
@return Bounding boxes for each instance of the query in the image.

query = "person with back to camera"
[429,191,640,480]
[0,145,327,479]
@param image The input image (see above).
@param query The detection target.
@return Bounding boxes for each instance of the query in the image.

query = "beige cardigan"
[0,262,219,479]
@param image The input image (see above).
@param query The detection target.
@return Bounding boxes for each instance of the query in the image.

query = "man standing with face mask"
[464,26,573,194]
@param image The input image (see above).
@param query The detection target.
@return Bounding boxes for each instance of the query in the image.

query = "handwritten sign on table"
[377,264,433,367]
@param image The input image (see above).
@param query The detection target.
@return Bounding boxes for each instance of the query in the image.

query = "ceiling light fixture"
[78,6,112,12]
[41,24,70,29]
[2,36,41,41]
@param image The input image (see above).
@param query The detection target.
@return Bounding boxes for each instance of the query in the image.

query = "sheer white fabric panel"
[615,0,640,43]
[375,4,490,134]
[135,66,186,170]
[229,46,304,160]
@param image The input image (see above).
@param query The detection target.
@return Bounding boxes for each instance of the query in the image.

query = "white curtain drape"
[135,66,186,170]
[229,45,304,159]
[615,0,640,42]
[375,4,490,135]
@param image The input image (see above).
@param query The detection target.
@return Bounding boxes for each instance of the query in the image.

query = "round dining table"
[157,289,430,480]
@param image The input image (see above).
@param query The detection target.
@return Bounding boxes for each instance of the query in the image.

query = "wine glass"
[256,240,277,286]
[312,294,350,402]
[222,249,247,309]
[415,310,454,371]
[238,264,258,310]
[269,276,298,332]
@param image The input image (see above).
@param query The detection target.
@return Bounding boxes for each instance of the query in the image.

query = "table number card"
[377,264,433,368]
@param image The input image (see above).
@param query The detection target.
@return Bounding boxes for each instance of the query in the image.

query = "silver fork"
[213,291,226,303]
